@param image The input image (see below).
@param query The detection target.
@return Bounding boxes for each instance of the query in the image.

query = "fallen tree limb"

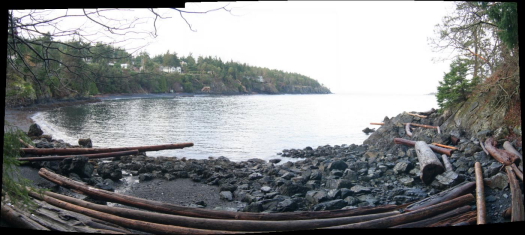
[18,150,139,162]
[405,181,475,211]
[37,168,402,221]
[21,142,194,155]
[441,154,454,172]
[370,122,384,125]
[324,194,475,229]
[480,140,490,155]
[28,190,241,234]
[432,143,458,150]
[402,123,438,129]
[1,202,50,231]
[415,141,445,185]
[505,165,525,222]
[475,162,487,224]
[484,138,520,166]
[405,123,413,137]
[406,112,427,118]
[39,190,400,232]
[19,138,35,148]
[390,205,472,228]
[394,138,453,156]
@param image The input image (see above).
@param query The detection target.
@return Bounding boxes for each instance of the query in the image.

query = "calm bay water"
[32,93,438,162]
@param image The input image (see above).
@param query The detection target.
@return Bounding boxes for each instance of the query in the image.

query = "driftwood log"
[428,210,477,227]
[475,162,487,224]
[370,122,384,125]
[21,142,194,155]
[27,190,239,234]
[441,154,454,172]
[503,141,523,160]
[484,138,520,166]
[325,194,475,229]
[394,138,453,156]
[1,202,50,231]
[390,205,472,228]
[405,123,413,137]
[405,181,475,211]
[37,168,402,221]
[406,112,427,118]
[505,166,525,222]
[18,150,139,162]
[415,141,445,185]
[432,143,458,150]
[37,190,399,232]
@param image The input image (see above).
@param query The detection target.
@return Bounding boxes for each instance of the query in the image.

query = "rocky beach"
[3,100,523,230]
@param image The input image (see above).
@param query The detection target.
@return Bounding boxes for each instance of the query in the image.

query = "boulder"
[59,156,94,179]
[28,123,44,137]
[78,138,93,148]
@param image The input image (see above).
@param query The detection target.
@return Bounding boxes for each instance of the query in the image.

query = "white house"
[160,66,182,73]
[120,64,128,69]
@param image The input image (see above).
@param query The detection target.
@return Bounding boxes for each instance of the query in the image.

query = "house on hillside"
[243,76,265,83]
[160,66,182,73]
[120,64,128,69]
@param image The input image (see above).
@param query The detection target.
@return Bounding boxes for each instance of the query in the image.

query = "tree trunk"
[21,142,194,155]
[415,141,445,185]
[405,123,413,137]
[394,138,453,156]
[475,162,487,224]
[19,150,139,162]
[37,168,401,221]
[325,194,475,229]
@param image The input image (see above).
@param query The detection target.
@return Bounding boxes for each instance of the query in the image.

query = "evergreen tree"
[436,58,479,109]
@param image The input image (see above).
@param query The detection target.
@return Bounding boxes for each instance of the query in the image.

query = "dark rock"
[362,127,375,134]
[306,190,330,204]
[278,182,309,197]
[28,123,44,137]
[313,199,348,211]
[59,156,94,178]
[98,162,123,181]
[139,173,154,182]
[219,191,233,201]
[78,138,93,148]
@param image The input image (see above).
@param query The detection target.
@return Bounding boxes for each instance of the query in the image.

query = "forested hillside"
[6,37,330,107]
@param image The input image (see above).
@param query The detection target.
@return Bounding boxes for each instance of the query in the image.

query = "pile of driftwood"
[2,168,480,234]
[3,140,523,233]
[395,137,523,224]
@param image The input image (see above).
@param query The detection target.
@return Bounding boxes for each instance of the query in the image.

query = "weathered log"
[324,194,475,229]
[484,138,520,166]
[502,207,512,219]
[19,138,35,148]
[406,112,427,118]
[403,123,438,129]
[415,141,445,185]
[37,168,402,221]
[511,164,523,182]
[441,154,454,172]
[394,138,453,156]
[505,165,525,222]
[405,123,413,137]
[28,190,242,234]
[480,140,490,155]
[503,141,523,160]
[370,122,384,125]
[475,162,487,224]
[39,190,400,232]
[432,143,458,150]
[390,205,472,228]
[1,202,50,231]
[18,150,139,162]
[405,181,475,211]
[418,108,436,116]
[429,210,477,227]
[21,142,194,155]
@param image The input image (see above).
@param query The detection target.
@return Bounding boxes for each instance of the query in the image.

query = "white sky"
[14,2,458,95]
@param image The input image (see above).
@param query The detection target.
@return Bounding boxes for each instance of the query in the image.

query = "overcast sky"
[15,2,457,95]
